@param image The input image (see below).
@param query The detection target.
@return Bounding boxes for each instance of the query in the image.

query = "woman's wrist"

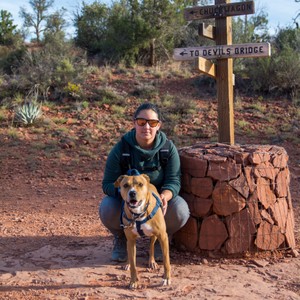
[160,190,173,202]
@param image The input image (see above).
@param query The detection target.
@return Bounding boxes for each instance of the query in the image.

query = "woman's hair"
[133,103,162,120]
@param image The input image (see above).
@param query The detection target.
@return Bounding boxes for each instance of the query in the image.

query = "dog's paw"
[124,263,130,271]
[161,278,171,286]
[148,260,159,270]
[129,281,138,289]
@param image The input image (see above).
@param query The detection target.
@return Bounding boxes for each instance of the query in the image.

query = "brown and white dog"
[114,173,171,289]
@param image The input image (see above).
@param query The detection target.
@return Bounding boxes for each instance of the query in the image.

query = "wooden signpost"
[174,0,271,145]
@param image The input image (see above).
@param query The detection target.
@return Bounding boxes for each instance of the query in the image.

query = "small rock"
[291,249,299,258]
[249,259,269,268]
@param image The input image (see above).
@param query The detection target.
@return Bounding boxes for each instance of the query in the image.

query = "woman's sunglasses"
[135,118,160,128]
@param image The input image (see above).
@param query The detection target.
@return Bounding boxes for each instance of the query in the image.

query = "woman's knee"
[165,195,190,235]
[99,196,122,231]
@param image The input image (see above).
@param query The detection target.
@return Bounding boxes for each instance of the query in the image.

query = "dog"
[114,172,171,289]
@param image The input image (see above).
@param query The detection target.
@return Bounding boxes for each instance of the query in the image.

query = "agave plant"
[14,102,42,125]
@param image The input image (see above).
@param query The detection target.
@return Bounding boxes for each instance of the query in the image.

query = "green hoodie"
[102,129,181,198]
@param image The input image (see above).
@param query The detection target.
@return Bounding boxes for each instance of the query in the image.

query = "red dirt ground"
[0,72,300,299]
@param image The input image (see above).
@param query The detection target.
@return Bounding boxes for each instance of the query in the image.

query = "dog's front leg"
[158,233,171,286]
[127,237,138,289]
[148,236,159,269]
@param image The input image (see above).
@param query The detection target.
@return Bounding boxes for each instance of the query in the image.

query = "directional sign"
[184,1,254,21]
[173,43,271,61]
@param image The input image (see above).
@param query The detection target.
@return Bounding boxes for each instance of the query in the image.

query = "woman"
[99,103,190,262]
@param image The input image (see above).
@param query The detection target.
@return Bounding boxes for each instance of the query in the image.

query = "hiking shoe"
[154,242,163,262]
[111,236,127,262]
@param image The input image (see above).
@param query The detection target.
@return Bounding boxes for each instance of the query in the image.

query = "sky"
[2,0,300,38]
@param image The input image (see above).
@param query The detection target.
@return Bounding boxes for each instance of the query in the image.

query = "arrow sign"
[180,50,188,57]
[173,43,271,61]
[184,1,255,21]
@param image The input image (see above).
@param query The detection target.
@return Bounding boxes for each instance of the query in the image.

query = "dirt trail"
[1,152,300,300]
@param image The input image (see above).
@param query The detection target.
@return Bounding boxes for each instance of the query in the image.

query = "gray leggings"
[99,195,190,237]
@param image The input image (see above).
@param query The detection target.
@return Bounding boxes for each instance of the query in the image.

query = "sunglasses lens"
[135,118,159,127]
[136,119,147,126]
[148,120,159,127]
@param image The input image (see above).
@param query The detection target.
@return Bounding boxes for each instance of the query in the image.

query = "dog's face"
[115,174,151,211]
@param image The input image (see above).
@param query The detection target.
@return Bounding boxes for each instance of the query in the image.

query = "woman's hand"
[160,190,172,216]
[160,193,168,215]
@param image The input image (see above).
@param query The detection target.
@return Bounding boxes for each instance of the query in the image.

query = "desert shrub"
[132,83,159,99]
[0,46,27,74]
[63,82,82,99]
[236,27,300,101]
[270,48,300,101]
[244,47,300,100]
[2,35,88,102]
[13,101,42,126]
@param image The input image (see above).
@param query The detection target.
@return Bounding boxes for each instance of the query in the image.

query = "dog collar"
[120,193,163,237]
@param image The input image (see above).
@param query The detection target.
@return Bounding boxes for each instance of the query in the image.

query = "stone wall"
[174,143,296,254]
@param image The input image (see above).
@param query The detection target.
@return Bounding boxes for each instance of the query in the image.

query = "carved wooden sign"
[173,43,271,60]
[184,1,255,21]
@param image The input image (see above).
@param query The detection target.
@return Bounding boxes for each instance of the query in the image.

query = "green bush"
[2,35,88,102]
[0,46,26,74]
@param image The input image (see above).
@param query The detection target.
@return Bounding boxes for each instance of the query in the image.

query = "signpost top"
[184,0,255,21]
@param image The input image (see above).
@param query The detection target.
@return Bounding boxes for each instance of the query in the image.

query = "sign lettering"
[173,43,271,60]
[184,1,255,21]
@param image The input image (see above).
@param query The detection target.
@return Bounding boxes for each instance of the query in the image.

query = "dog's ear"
[141,174,150,183]
[114,175,125,187]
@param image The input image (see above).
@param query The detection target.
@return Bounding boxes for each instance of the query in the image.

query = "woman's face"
[134,109,161,146]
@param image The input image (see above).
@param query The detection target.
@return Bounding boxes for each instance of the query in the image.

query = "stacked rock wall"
[174,143,296,254]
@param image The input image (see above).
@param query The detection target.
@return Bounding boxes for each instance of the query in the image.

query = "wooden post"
[177,0,268,145]
[215,0,234,145]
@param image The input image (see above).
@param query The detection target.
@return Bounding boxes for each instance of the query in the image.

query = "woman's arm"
[102,142,123,197]
[160,141,181,198]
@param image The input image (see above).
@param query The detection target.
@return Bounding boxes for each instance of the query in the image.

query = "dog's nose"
[129,190,136,198]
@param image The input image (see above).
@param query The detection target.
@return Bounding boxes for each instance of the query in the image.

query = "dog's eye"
[123,183,129,188]
[138,183,143,187]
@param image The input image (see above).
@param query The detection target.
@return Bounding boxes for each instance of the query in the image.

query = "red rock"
[180,155,207,178]
[212,181,246,216]
[285,210,296,249]
[234,152,250,165]
[248,151,270,165]
[181,172,192,193]
[275,169,289,198]
[193,197,213,217]
[229,173,250,199]
[174,217,198,251]
[207,159,241,181]
[256,177,276,209]
[255,221,285,250]
[244,166,256,193]
[203,154,227,162]
[178,143,295,254]
[271,150,288,168]
[260,209,274,224]
[180,193,212,217]
[270,198,288,232]
[199,214,228,250]
[191,177,213,198]
[225,209,256,254]
[253,162,278,181]
[248,191,262,225]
